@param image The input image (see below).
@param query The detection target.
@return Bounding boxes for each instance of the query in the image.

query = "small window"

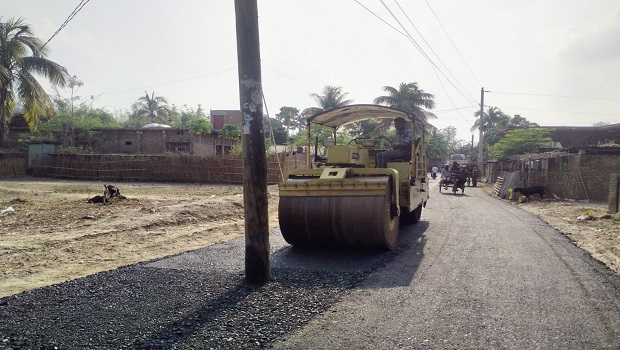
[125,141,132,145]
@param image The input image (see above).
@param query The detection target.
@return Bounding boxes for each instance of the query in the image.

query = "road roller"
[278,104,430,249]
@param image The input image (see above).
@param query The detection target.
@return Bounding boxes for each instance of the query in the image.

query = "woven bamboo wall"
[0,153,27,177]
[30,153,306,184]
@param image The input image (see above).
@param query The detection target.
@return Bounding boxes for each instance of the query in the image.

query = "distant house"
[91,111,244,156]
[541,123,620,149]
[3,109,244,155]
[496,124,620,149]
[90,126,239,156]
[485,123,620,202]
[210,110,243,131]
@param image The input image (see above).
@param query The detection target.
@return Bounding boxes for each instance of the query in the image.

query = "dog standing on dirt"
[103,184,121,199]
[513,186,545,201]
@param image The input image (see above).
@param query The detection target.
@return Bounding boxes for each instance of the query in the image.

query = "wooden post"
[235,0,270,283]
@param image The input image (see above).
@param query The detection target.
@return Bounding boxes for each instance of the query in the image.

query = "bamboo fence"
[29,153,305,184]
[0,153,27,177]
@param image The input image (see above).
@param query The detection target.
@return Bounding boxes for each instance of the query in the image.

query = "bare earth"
[1,179,618,298]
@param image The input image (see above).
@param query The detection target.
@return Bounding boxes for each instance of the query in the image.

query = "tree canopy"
[302,85,353,117]
[373,82,436,122]
[130,91,171,125]
[488,128,552,160]
[0,17,69,144]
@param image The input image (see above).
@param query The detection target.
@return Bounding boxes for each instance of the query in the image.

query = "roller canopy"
[306,104,421,128]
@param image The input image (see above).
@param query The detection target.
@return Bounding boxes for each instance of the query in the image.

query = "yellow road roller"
[278,104,429,249]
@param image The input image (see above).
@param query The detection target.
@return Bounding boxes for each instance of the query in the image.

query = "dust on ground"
[1,178,618,298]
[0,179,280,298]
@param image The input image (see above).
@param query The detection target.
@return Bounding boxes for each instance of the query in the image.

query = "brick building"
[210,110,243,130]
[542,123,620,148]
[92,126,238,156]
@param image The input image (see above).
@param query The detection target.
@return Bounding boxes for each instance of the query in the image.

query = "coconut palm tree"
[131,91,171,124]
[0,17,69,144]
[374,82,436,121]
[302,85,353,117]
[470,106,507,133]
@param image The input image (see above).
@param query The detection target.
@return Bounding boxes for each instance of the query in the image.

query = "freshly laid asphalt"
[1,181,620,349]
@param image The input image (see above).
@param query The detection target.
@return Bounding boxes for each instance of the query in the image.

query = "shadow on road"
[0,221,430,349]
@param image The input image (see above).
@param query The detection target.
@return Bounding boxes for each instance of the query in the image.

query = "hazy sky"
[3,0,619,142]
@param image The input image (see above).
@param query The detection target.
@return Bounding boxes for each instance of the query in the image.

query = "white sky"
[3,0,619,142]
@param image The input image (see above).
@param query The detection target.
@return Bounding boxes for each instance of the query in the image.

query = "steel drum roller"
[278,176,399,249]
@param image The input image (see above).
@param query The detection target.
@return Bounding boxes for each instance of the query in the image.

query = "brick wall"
[545,124,620,148]
[577,150,620,202]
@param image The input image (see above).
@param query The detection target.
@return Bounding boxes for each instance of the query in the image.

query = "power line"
[392,0,478,105]
[100,67,236,96]
[370,1,479,107]
[264,66,321,87]
[424,0,482,87]
[353,0,408,37]
[490,91,620,101]
[496,106,620,117]
[42,0,91,48]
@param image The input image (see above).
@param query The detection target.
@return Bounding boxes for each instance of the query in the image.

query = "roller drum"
[278,178,399,249]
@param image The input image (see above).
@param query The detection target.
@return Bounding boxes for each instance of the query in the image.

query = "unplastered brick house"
[92,110,243,156]
[485,123,620,202]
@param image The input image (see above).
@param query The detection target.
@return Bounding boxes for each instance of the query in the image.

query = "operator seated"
[376,117,412,168]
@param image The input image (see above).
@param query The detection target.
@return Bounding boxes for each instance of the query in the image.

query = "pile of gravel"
[0,230,407,349]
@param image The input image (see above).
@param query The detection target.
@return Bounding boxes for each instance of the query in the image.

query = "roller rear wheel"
[279,178,399,249]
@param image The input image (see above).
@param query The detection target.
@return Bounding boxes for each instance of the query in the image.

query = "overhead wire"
[424,0,482,87]
[490,91,620,101]
[392,0,477,105]
[362,0,478,108]
[375,0,478,126]
[99,67,237,96]
[390,0,476,124]
[42,0,91,48]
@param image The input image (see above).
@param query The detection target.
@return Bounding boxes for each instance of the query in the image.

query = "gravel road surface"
[1,181,620,349]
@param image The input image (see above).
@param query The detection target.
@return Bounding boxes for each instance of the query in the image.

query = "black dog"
[103,184,120,199]
[513,186,545,200]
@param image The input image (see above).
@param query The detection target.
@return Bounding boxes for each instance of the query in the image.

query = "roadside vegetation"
[0,17,600,162]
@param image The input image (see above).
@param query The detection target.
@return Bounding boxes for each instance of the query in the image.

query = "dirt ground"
[1,178,618,298]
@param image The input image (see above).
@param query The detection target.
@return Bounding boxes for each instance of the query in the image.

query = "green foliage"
[28,91,120,146]
[583,209,594,217]
[55,145,94,154]
[275,106,303,133]
[344,119,381,139]
[301,85,353,117]
[263,117,288,145]
[219,124,241,141]
[373,82,436,121]
[0,17,70,142]
[229,144,243,157]
[188,118,213,135]
[172,104,207,128]
[488,128,552,160]
[131,91,171,124]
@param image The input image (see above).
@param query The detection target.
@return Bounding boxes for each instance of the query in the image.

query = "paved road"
[273,181,620,349]
[1,180,619,349]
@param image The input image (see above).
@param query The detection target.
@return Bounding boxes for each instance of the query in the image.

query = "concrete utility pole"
[234,0,270,283]
[477,87,484,170]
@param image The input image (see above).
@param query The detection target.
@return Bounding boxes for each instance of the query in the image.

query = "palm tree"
[131,91,171,124]
[302,85,353,117]
[0,17,69,144]
[470,106,507,132]
[374,82,436,121]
